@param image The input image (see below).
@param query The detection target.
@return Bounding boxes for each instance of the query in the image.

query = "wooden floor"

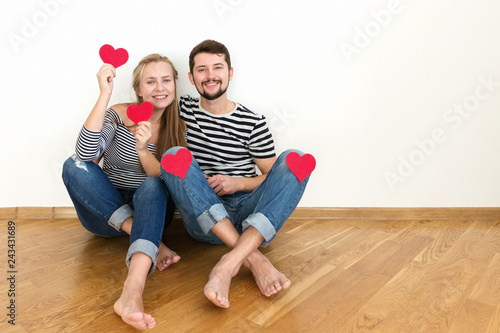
[1,213,500,332]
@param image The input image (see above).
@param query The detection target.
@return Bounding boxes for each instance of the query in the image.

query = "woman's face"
[137,61,175,111]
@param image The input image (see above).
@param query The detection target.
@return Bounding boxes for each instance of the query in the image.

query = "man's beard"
[198,80,229,101]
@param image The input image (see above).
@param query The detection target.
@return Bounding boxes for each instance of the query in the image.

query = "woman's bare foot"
[157,243,180,271]
[114,281,156,330]
[246,252,291,297]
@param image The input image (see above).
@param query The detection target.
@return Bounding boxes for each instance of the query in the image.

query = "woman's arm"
[75,64,118,161]
[83,64,116,132]
[135,120,161,177]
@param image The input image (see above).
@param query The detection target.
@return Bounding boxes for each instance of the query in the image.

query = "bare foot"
[157,243,180,271]
[114,282,156,330]
[246,253,291,297]
[203,255,240,308]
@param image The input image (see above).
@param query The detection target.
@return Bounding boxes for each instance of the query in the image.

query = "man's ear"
[188,72,195,85]
[229,67,234,81]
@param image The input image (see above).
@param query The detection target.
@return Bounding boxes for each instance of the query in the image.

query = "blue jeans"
[62,155,174,275]
[160,147,310,247]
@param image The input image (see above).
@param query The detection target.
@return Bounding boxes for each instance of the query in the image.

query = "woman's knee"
[139,177,166,192]
[62,154,89,183]
[62,155,76,177]
[136,177,168,200]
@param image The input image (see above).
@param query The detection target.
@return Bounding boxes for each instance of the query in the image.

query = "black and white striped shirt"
[75,108,156,189]
[180,95,275,177]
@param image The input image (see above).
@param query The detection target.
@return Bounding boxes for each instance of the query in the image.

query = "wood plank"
[53,206,78,219]
[1,214,500,332]
[448,300,495,332]
[405,220,498,332]
[345,220,471,332]
[17,207,54,219]
[2,206,500,220]
[485,302,500,333]
[0,207,17,220]
[469,252,500,307]
[290,207,500,220]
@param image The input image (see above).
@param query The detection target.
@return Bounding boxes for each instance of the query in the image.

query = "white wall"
[1,0,499,208]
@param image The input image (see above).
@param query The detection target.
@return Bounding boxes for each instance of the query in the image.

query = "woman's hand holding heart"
[135,121,153,154]
[96,64,116,97]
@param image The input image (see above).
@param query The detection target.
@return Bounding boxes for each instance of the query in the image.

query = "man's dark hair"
[189,40,231,73]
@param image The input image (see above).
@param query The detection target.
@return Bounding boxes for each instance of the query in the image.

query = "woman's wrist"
[136,146,150,156]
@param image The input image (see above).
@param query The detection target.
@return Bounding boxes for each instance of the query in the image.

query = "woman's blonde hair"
[131,54,186,160]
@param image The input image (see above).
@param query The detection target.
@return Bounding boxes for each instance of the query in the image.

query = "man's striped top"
[179,95,275,177]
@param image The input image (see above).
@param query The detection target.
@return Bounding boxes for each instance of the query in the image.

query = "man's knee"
[276,149,305,167]
[161,146,186,158]
[280,149,305,158]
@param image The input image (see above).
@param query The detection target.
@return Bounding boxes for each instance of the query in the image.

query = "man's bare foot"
[246,253,291,297]
[114,281,156,330]
[157,243,180,271]
[203,255,240,308]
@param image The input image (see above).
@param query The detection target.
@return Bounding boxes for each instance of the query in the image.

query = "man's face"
[189,52,233,101]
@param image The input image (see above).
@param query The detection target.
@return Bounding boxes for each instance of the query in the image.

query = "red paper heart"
[126,102,154,124]
[99,44,129,68]
[161,148,192,179]
[286,152,316,183]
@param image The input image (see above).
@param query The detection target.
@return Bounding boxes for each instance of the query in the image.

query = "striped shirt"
[75,108,156,189]
[179,95,275,177]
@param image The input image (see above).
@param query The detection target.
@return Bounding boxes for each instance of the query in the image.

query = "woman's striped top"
[179,95,275,177]
[75,108,156,189]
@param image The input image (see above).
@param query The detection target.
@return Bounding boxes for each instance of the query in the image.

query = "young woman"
[62,54,186,330]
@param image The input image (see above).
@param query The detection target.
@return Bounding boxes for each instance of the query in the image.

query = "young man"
[161,40,313,308]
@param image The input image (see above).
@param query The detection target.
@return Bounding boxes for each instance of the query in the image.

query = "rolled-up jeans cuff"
[242,212,276,247]
[197,203,229,234]
[126,239,158,276]
[107,204,134,231]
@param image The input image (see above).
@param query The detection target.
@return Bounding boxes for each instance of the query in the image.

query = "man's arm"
[206,156,277,196]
